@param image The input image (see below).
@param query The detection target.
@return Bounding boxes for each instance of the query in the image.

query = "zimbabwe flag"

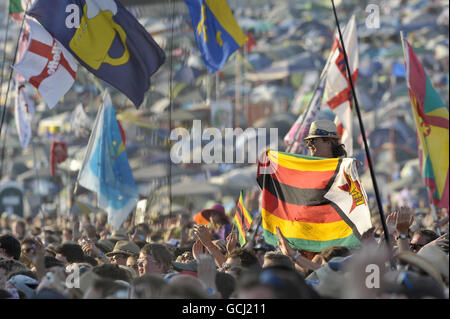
[402,38,449,209]
[233,190,253,247]
[257,151,372,252]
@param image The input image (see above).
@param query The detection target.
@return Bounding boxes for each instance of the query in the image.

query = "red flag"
[50,141,68,176]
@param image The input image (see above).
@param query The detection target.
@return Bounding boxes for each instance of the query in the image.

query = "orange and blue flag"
[77,91,139,229]
[184,0,247,74]
[27,0,165,107]
[402,38,449,209]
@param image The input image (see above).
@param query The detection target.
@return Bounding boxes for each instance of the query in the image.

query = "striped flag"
[257,151,372,252]
[233,190,253,247]
[402,38,449,209]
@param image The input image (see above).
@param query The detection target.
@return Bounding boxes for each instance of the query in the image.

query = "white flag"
[14,83,35,149]
[70,103,93,138]
[13,19,78,109]
[324,15,358,156]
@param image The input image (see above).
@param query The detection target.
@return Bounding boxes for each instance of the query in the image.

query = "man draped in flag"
[233,190,253,247]
[77,91,139,230]
[402,36,449,210]
[184,0,247,74]
[13,19,78,109]
[257,149,371,252]
[27,0,165,108]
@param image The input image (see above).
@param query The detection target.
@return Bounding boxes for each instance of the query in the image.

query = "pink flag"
[14,83,35,149]
[13,19,78,109]
[324,15,358,156]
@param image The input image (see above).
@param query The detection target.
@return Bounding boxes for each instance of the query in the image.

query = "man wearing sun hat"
[303,119,347,158]
[106,240,140,267]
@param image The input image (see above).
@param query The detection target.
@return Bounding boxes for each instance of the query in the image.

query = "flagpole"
[0,6,28,178]
[331,0,391,248]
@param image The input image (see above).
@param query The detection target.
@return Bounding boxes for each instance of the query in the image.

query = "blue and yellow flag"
[184,0,247,74]
[77,91,139,229]
[28,0,165,107]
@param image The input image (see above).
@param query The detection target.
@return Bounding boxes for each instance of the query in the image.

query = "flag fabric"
[15,28,30,83]
[184,0,247,74]
[14,83,35,149]
[233,190,253,247]
[323,14,359,156]
[70,103,93,138]
[9,0,23,14]
[13,19,78,109]
[27,0,165,108]
[9,0,26,20]
[402,39,449,209]
[50,141,68,176]
[77,91,139,229]
[257,150,372,252]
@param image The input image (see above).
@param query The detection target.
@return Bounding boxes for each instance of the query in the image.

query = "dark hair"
[329,139,347,158]
[0,234,21,260]
[418,230,439,244]
[141,244,173,272]
[320,246,351,262]
[55,243,85,263]
[263,252,295,270]
[44,256,65,269]
[0,259,27,275]
[239,267,320,299]
[215,272,236,299]
[20,237,37,246]
[92,264,131,282]
[227,248,260,269]
[92,278,129,298]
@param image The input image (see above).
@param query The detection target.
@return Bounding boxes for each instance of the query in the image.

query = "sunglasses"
[22,246,35,254]
[409,243,424,251]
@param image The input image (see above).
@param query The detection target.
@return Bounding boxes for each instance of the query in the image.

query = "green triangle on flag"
[9,0,23,14]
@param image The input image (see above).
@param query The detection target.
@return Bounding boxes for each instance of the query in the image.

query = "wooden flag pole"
[331,0,391,248]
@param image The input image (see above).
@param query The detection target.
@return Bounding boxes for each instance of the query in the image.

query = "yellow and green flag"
[402,38,449,209]
[233,190,253,247]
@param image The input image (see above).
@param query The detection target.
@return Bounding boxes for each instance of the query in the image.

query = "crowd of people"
[0,189,448,299]
[0,120,449,300]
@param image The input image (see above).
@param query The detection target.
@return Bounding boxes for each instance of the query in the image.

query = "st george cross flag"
[28,0,165,108]
[13,19,78,109]
[77,91,139,229]
[184,0,247,74]
[257,150,371,252]
[402,38,449,209]
[323,15,358,156]
[14,83,35,149]
[233,190,253,247]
